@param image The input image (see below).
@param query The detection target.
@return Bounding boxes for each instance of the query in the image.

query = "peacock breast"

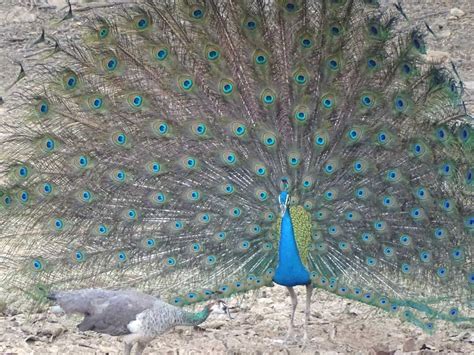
[273,205,312,286]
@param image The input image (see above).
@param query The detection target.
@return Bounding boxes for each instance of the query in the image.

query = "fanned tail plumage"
[0,0,472,332]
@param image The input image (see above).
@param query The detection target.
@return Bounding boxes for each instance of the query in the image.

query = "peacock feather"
[0,0,472,334]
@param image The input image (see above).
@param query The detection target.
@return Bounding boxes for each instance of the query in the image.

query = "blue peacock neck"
[273,192,311,287]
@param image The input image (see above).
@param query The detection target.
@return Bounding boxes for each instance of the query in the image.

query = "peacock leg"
[304,283,313,343]
[285,286,298,342]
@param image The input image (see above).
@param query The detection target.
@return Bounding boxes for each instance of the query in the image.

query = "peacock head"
[279,191,290,217]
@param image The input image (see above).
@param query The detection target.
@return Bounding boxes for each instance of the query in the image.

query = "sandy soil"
[0,1,473,354]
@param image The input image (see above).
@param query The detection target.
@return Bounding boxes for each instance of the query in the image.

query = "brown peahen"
[0,0,472,344]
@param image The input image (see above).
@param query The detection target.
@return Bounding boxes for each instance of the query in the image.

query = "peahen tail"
[0,0,472,331]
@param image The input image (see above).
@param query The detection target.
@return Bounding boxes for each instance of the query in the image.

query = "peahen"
[0,0,473,344]
[47,289,230,355]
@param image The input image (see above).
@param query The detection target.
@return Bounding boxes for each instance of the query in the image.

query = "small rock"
[368,343,396,355]
[37,325,66,341]
[403,338,417,352]
[449,8,465,18]
[24,335,40,343]
[437,30,451,39]
[329,325,337,340]
[464,81,474,91]
[426,50,449,64]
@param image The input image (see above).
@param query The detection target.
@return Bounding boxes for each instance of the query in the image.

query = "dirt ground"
[1,286,473,354]
[0,1,473,354]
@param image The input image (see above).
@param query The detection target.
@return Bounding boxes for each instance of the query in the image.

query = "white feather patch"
[50,305,64,314]
[127,319,142,333]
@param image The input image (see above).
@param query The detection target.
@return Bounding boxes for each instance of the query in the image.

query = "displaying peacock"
[0,0,473,344]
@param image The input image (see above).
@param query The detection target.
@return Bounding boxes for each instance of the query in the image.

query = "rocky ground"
[1,286,473,354]
[0,1,473,354]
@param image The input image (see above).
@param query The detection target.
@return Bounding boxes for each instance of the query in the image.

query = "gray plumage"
[124,297,224,355]
[48,289,159,336]
[48,288,228,355]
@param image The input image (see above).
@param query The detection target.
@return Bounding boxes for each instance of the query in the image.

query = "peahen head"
[206,299,233,319]
[279,191,290,217]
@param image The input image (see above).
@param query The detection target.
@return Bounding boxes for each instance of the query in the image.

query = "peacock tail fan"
[0,0,472,331]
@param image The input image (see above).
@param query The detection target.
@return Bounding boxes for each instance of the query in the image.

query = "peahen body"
[0,0,473,344]
[47,288,230,354]
[47,289,160,336]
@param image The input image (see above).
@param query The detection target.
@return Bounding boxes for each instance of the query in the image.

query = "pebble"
[426,50,450,64]
[450,8,466,19]
[402,338,418,352]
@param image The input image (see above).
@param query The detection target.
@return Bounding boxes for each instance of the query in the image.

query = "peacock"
[0,0,473,345]
[47,289,230,355]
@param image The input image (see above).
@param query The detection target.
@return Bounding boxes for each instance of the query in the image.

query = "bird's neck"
[279,208,299,261]
[182,305,211,326]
